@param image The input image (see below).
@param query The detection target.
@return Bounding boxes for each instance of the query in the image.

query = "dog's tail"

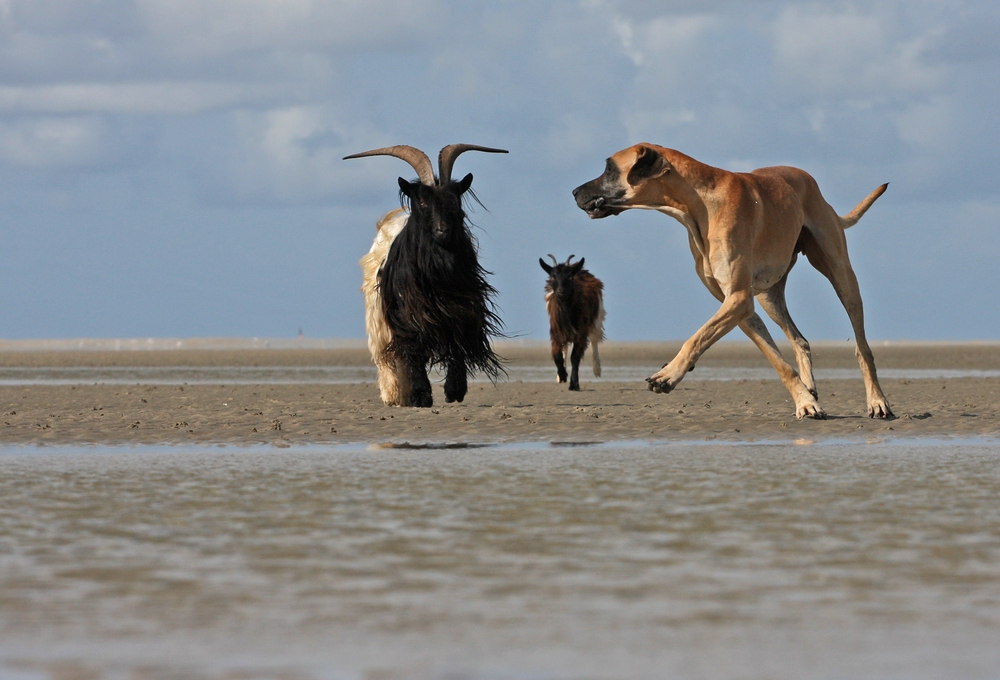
[842,183,888,229]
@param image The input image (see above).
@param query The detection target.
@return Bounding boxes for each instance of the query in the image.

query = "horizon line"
[1,337,998,352]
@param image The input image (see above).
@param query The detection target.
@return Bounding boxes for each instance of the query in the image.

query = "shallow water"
[2,364,998,385]
[1,441,999,680]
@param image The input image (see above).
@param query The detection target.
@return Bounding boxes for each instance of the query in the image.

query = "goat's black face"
[399,173,473,247]
[540,258,586,301]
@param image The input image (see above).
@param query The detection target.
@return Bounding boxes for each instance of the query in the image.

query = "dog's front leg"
[739,313,825,419]
[647,290,755,393]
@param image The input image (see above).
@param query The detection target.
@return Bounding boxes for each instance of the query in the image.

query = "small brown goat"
[539,254,605,390]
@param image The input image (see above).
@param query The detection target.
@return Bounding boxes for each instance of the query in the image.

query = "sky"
[1,0,998,341]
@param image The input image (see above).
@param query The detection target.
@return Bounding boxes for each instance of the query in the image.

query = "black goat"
[348,144,507,407]
[539,254,605,391]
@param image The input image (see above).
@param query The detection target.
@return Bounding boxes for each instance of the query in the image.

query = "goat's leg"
[444,359,468,403]
[568,338,588,391]
[551,338,568,383]
[405,353,433,408]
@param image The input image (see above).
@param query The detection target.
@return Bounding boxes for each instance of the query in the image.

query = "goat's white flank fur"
[359,208,410,406]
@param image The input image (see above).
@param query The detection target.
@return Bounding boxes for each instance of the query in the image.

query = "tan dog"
[572,144,892,419]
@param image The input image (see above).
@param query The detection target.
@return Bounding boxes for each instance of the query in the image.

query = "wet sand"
[1,341,999,446]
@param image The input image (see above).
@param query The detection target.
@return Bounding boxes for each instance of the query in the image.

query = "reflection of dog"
[573,144,892,419]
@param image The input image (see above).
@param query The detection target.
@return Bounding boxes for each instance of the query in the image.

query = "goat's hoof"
[410,392,433,408]
[568,383,580,391]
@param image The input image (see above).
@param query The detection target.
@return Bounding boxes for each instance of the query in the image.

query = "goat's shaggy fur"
[349,144,506,407]
[540,255,605,390]
[359,208,410,405]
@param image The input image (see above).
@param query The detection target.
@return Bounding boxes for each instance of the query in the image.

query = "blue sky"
[1,0,998,341]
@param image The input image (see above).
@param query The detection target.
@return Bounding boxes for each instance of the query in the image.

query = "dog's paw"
[796,403,827,420]
[646,377,674,394]
[868,399,894,419]
[647,359,692,394]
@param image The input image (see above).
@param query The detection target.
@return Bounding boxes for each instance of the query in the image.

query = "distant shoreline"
[1,337,999,353]
[2,342,999,446]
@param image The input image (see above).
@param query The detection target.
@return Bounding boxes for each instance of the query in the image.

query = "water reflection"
[1,442,998,679]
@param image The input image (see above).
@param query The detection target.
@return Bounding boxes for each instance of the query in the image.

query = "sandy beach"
[1,341,999,446]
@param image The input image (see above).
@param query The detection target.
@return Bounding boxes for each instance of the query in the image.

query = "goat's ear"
[456,172,474,195]
[627,146,670,185]
[398,177,416,198]
[571,258,585,273]
[539,258,553,274]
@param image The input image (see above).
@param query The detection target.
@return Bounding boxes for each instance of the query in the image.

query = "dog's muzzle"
[575,193,619,219]
[573,181,623,219]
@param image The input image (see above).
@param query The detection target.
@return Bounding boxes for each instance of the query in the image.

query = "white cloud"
[772,5,943,99]
[542,112,610,165]
[217,105,392,204]
[0,115,139,168]
[135,0,443,57]
[892,96,956,152]
[615,13,717,67]
[0,81,289,115]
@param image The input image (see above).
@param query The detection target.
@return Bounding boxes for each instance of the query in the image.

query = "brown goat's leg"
[406,354,433,408]
[568,339,588,391]
[551,338,568,383]
[444,360,468,403]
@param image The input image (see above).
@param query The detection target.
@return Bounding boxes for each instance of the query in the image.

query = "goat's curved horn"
[565,254,576,265]
[547,254,558,266]
[343,145,436,186]
[438,144,508,184]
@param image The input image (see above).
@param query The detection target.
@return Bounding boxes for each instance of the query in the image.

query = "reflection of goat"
[539,255,605,391]
[349,144,507,407]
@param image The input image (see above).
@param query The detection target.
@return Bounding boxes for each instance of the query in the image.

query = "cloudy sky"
[1,0,997,341]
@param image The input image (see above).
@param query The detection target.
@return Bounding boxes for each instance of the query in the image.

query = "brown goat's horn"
[343,145,436,186]
[547,254,558,266]
[438,144,508,184]
[565,254,576,265]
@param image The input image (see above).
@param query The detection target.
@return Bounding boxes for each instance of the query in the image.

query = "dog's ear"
[627,146,670,185]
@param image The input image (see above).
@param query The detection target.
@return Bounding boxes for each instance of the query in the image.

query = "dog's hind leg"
[799,229,893,419]
[755,263,817,399]
[739,313,825,419]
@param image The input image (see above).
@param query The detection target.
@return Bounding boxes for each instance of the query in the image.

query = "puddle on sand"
[1,440,999,679]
